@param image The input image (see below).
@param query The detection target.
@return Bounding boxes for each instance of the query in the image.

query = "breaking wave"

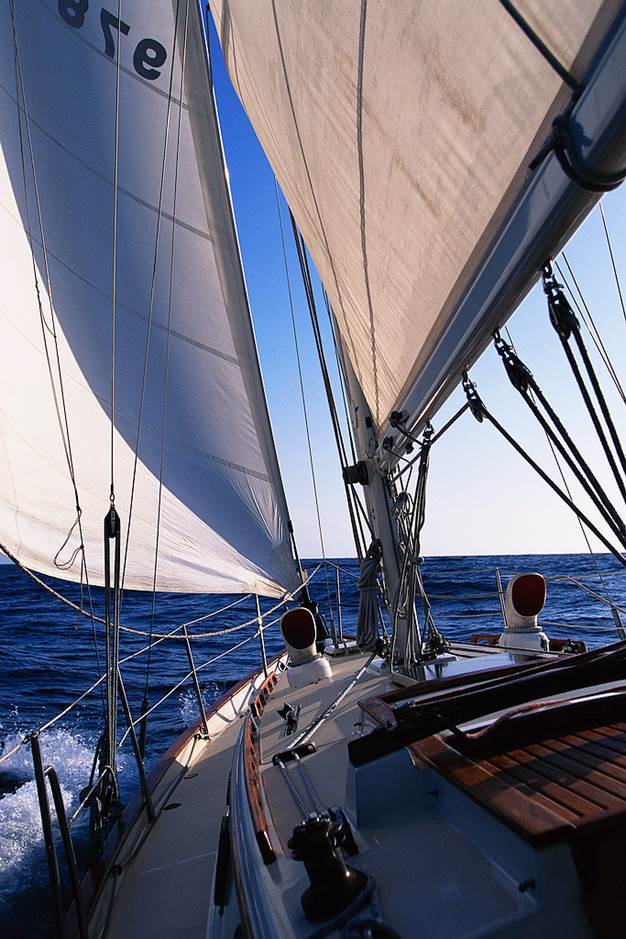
[0,726,95,908]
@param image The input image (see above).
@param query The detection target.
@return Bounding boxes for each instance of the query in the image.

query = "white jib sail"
[211,0,622,430]
[0,0,297,597]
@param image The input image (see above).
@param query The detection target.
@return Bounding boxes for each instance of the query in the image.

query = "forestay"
[211,0,622,429]
[0,0,297,597]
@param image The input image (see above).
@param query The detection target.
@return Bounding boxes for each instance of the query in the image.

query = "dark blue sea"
[1,552,625,937]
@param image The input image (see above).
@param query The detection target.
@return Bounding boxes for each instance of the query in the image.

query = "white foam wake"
[0,726,95,906]
[177,681,223,727]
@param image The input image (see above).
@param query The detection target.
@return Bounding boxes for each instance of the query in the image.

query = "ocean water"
[1,552,625,937]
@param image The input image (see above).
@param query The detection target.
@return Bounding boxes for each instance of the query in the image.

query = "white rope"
[0,543,320,639]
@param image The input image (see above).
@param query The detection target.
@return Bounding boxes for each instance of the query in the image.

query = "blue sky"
[210,24,626,561]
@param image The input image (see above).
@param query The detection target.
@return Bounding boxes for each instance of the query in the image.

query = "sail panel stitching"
[357,0,380,426]
[121,0,184,594]
[0,211,239,367]
[0,80,215,244]
[143,0,191,707]
[8,0,103,693]
[32,0,192,112]
[269,0,364,394]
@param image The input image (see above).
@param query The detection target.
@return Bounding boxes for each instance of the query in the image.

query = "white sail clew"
[0,0,297,597]
[211,0,622,430]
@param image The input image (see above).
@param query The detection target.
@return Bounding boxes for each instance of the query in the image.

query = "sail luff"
[194,2,296,560]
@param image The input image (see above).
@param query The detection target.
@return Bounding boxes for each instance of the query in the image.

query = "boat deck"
[87,642,626,939]
[104,721,237,939]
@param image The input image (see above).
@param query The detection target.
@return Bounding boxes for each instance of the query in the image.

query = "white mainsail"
[211,0,622,430]
[0,0,297,597]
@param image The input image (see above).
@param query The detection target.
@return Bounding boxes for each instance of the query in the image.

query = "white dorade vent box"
[498,572,549,652]
[280,608,333,689]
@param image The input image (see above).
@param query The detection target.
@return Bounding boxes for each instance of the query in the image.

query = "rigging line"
[109,0,125,501]
[117,630,265,742]
[544,265,626,500]
[269,0,362,387]
[7,0,102,689]
[274,182,335,620]
[494,333,626,543]
[289,214,367,561]
[497,0,580,91]
[390,403,470,483]
[503,327,615,605]
[323,287,358,465]
[599,202,626,329]
[548,265,626,488]
[0,540,318,639]
[356,0,380,424]
[143,0,190,703]
[556,256,626,403]
[321,301,369,555]
[120,0,183,598]
[322,286,369,553]
[463,374,626,568]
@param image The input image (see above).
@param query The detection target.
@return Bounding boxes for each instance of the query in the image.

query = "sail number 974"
[58,1,168,81]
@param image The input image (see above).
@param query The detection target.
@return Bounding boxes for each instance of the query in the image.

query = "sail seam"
[0,203,239,366]
[144,0,191,697]
[32,0,192,112]
[0,80,212,245]
[357,0,380,426]
[121,0,184,593]
[8,0,102,687]
[268,0,364,395]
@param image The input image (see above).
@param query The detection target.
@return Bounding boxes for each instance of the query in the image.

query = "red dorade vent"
[511,573,546,617]
[281,607,316,650]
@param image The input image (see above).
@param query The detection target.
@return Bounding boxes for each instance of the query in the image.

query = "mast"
[340,353,417,664]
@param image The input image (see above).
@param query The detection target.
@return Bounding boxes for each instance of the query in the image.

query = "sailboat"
[1,0,626,937]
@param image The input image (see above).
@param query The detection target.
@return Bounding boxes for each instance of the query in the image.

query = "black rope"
[322,288,371,552]
[551,112,626,192]
[556,256,626,403]
[410,427,448,659]
[275,187,336,618]
[504,327,618,604]
[322,287,359,464]
[390,403,470,483]
[493,332,626,546]
[462,373,626,569]
[498,0,580,91]
[543,262,626,501]
[391,423,448,664]
[288,209,366,560]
